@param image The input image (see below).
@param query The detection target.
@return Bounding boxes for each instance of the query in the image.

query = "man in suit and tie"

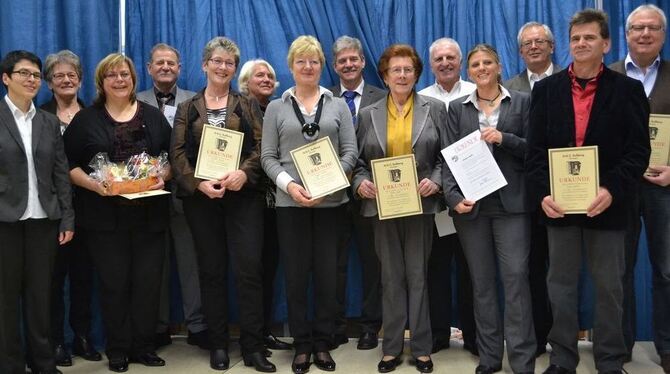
[328,35,386,350]
[137,43,205,349]
[504,22,561,357]
[0,50,74,374]
[526,9,650,374]
[610,5,670,371]
[417,37,478,356]
[504,22,560,92]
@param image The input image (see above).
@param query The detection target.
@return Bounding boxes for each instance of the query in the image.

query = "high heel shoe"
[243,351,277,372]
[292,352,311,374]
[313,351,336,371]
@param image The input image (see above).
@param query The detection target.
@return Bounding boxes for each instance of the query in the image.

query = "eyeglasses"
[629,24,664,33]
[104,71,132,80]
[12,69,42,80]
[208,58,236,69]
[388,66,415,76]
[521,39,551,49]
[52,72,79,82]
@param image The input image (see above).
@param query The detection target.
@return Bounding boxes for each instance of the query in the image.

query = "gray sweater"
[261,88,358,208]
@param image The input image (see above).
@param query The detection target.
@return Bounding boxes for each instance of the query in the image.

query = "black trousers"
[277,206,344,354]
[335,198,381,336]
[529,210,552,348]
[428,229,476,346]
[183,192,265,354]
[87,227,165,359]
[0,219,59,374]
[51,228,94,343]
[262,207,281,334]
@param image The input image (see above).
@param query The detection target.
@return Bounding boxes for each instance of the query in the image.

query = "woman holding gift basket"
[63,53,172,373]
[170,37,274,372]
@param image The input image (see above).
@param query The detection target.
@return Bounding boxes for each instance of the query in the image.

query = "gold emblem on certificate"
[647,114,670,175]
[290,137,350,199]
[371,154,423,220]
[548,146,599,214]
[194,124,244,180]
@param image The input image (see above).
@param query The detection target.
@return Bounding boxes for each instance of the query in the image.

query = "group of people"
[0,5,668,374]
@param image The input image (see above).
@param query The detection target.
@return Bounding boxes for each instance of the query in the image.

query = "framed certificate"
[648,114,670,173]
[548,146,599,214]
[371,154,423,220]
[194,124,244,181]
[290,137,350,199]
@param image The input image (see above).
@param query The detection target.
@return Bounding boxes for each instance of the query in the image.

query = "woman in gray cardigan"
[261,35,357,374]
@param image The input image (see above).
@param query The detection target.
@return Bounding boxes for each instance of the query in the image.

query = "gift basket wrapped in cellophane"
[88,151,168,195]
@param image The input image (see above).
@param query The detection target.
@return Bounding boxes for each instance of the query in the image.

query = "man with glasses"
[610,4,670,372]
[0,50,74,374]
[504,22,561,358]
[137,43,203,350]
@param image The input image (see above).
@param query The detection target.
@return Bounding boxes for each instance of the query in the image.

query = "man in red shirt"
[526,9,650,374]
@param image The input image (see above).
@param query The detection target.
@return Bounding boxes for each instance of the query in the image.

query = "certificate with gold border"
[371,154,423,220]
[648,114,670,174]
[548,146,599,214]
[290,137,350,199]
[194,124,244,181]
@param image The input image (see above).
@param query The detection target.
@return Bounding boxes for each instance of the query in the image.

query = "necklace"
[476,89,501,107]
[205,90,229,102]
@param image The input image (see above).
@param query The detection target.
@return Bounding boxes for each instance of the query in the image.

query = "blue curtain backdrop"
[1,0,668,343]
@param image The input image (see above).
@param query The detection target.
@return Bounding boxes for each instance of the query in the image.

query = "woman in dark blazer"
[352,44,447,373]
[171,37,274,373]
[64,53,171,373]
[442,44,536,374]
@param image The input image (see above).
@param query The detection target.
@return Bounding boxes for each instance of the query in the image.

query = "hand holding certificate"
[371,154,423,220]
[548,146,599,214]
[290,137,350,200]
[441,130,508,201]
[194,124,244,180]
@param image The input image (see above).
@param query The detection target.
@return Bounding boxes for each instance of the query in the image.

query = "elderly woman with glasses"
[352,44,447,373]
[261,35,357,374]
[40,50,101,367]
[63,53,172,373]
[171,37,274,373]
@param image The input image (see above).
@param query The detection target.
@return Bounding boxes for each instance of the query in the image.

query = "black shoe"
[464,341,479,356]
[331,333,349,349]
[154,331,172,348]
[130,352,165,367]
[431,337,450,354]
[542,364,576,374]
[357,332,379,350]
[415,357,433,373]
[210,349,229,371]
[263,333,292,350]
[108,356,129,373]
[72,335,102,361]
[475,364,502,374]
[243,351,277,373]
[292,353,311,374]
[264,348,273,357]
[313,351,336,371]
[187,329,210,350]
[378,356,402,373]
[54,343,72,367]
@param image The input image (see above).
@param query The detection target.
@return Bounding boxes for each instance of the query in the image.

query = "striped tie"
[343,90,357,126]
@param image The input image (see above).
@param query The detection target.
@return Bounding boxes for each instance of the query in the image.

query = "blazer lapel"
[0,100,26,154]
[411,95,429,147]
[31,111,44,151]
[585,69,614,142]
[520,73,531,92]
[557,73,577,145]
[496,96,511,132]
[370,100,388,156]
[360,84,375,108]
[225,94,241,131]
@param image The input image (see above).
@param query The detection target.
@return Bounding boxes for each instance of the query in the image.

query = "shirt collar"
[281,86,332,102]
[154,84,177,97]
[462,84,511,110]
[434,79,463,94]
[4,95,36,119]
[527,63,554,82]
[624,53,661,72]
[568,63,604,83]
[339,80,365,97]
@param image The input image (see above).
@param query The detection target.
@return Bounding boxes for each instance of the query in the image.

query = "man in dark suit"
[136,43,204,349]
[610,5,670,371]
[328,35,386,350]
[503,22,561,357]
[526,9,650,374]
[0,50,74,374]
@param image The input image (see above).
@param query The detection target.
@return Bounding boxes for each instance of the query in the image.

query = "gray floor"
[58,337,663,373]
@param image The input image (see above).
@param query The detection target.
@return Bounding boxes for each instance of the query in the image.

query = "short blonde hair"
[202,37,240,66]
[238,59,279,95]
[94,53,137,106]
[287,35,325,68]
